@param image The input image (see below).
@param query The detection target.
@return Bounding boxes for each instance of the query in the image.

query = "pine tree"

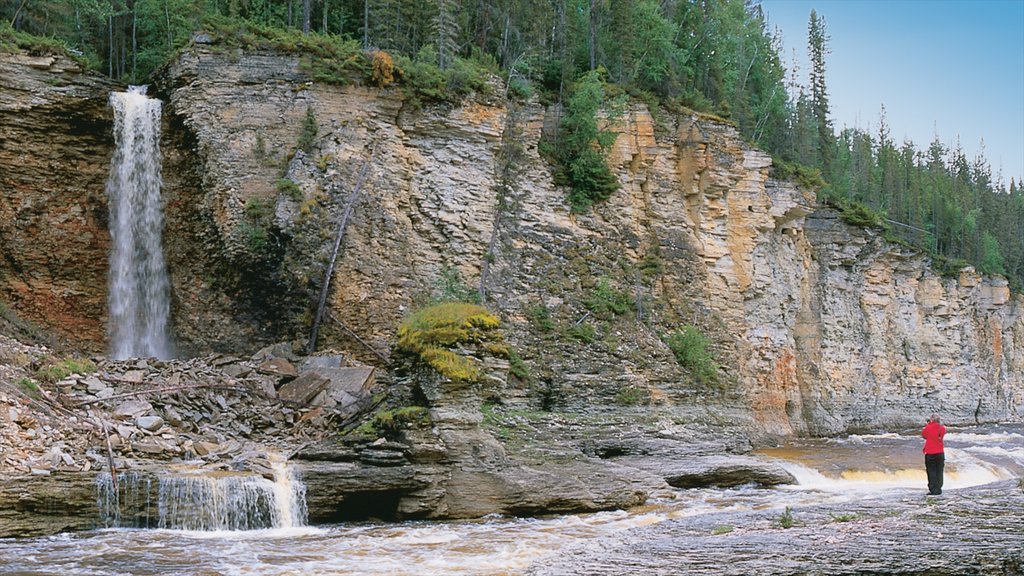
[807,9,832,173]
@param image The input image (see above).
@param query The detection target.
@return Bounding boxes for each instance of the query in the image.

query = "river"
[1,424,1021,576]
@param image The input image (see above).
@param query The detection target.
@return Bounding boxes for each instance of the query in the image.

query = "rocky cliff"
[1,46,1021,439]
[0,53,119,348]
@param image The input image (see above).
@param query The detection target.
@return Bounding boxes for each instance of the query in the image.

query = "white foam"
[946,431,1024,444]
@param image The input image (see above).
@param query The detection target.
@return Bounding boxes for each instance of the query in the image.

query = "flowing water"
[1,424,1020,575]
[94,458,307,532]
[107,86,173,360]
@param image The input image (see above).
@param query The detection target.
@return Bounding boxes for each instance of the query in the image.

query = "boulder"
[278,372,330,406]
[136,416,164,432]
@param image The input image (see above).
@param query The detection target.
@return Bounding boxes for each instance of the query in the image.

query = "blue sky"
[759,0,1024,187]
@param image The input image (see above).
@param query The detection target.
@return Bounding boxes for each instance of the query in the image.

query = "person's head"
[929,413,940,423]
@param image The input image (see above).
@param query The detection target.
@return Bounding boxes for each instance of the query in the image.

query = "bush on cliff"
[664,326,719,385]
[397,302,502,383]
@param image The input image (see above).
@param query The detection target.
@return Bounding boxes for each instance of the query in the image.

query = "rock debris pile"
[0,335,378,477]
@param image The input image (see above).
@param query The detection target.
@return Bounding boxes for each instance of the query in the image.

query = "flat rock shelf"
[527,480,1024,576]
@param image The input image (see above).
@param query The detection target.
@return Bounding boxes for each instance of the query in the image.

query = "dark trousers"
[925,452,944,495]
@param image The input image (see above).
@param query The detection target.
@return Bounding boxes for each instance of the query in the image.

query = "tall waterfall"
[107,86,173,360]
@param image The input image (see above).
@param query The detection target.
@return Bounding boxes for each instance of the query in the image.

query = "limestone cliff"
[1,46,1021,437]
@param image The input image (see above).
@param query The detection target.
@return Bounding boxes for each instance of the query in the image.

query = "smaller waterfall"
[96,472,154,528]
[96,462,307,531]
[107,85,173,360]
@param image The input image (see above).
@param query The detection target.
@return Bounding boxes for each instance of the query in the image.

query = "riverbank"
[528,479,1024,576]
[0,332,786,537]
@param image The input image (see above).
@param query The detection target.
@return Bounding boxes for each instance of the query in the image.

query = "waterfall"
[96,472,154,528]
[96,463,307,531]
[107,86,173,360]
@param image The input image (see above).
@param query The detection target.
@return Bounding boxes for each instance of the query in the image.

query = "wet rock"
[0,472,100,537]
[616,455,796,489]
[193,441,220,456]
[527,480,1024,576]
[358,448,408,467]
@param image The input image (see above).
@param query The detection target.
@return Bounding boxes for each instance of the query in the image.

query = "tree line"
[788,10,1023,290]
[2,0,1020,289]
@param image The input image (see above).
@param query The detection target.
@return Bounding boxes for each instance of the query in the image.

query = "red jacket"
[922,421,946,454]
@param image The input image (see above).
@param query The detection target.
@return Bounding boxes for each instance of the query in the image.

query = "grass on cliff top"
[0,22,75,58]
[771,159,826,190]
[397,302,501,383]
[196,17,494,104]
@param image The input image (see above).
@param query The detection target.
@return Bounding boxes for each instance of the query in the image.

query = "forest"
[3,0,1022,291]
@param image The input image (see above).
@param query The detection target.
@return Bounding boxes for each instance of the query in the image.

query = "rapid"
[1,424,1020,575]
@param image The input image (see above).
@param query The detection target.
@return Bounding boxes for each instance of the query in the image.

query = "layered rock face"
[2,47,1021,437]
[0,53,119,349]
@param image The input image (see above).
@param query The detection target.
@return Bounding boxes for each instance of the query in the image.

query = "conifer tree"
[807,9,832,173]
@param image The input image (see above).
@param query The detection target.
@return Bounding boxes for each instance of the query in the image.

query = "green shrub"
[829,512,858,523]
[566,321,596,343]
[771,158,825,190]
[244,197,273,221]
[837,201,887,230]
[508,349,530,382]
[585,277,632,318]
[555,70,620,212]
[664,327,719,385]
[614,385,647,406]
[433,267,480,304]
[239,221,270,255]
[711,525,734,535]
[355,406,430,437]
[639,247,663,278]
[297,108,318,154]
[778,506,795,528]
[0,22,76,59]
[445,57,491,97]
[507,76,533,100]
[525,303,555,333]
[276,178,302,200]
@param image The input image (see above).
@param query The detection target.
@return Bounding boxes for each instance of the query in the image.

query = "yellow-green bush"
[397,302,502,382]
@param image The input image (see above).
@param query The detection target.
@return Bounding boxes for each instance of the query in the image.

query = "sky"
[759,0,1024,187]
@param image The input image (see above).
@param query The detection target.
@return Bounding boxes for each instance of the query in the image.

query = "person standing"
[922,413,946,495]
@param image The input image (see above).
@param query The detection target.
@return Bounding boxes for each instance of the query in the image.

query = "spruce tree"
[807,9,832,174]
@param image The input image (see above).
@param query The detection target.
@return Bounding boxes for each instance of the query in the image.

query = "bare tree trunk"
[108,13,113,78]
[588,0,597,71]
[164,0,173,49]
[363,0,369,49]
[302,0,311,34]
[10,0,28,28]
[308,150,376,354]
[131,3,137,83]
